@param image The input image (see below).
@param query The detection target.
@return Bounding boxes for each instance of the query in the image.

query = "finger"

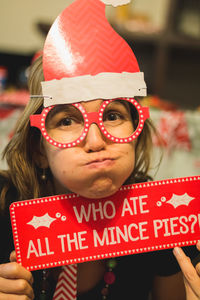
[0,292,33,300]
[9,251,16,262]
[197,241,200,251]
[0,277,34,299]
[196,262,200,277]
[0,262,33,286]
[173,247,200,297]
[193,240,200,277]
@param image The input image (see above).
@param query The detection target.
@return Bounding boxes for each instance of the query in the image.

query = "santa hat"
[42,0,147,107]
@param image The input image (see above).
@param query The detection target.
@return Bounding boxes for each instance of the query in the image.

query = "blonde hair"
[0,56,53,210]
[0,55,156,210]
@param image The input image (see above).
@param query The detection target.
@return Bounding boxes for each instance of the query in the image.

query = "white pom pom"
[100,0,131,7]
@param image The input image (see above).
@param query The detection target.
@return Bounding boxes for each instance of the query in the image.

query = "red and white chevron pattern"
[53,264,77,300]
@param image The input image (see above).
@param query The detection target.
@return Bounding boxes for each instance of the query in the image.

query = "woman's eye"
[59,117,73,126]
[105,111,123,121]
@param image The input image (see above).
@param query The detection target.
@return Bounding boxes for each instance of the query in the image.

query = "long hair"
[0,55,157,210]
[0,56,55,210]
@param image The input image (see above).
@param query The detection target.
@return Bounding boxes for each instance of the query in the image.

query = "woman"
[0,55,198,300]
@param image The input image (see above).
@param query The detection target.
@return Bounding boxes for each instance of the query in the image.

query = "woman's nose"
[83,123,106,152]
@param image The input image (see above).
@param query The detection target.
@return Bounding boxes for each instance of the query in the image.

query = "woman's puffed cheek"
[43,141,135,198]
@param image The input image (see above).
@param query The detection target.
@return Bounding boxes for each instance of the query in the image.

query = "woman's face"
[42,99,136,198]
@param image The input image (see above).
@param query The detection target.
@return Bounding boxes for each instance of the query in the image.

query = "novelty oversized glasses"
[30,98,149,148]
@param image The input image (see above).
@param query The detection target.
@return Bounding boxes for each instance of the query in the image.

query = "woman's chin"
[78,179,119,199]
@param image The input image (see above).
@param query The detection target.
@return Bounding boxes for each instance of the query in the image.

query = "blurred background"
[0,0,200,179]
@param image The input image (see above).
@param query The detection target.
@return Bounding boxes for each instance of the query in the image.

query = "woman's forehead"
[49,98,131,112]
[80,99,104,111]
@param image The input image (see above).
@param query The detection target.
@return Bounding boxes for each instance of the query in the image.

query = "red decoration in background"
[0,107,23,151]
[0,107,15,119]
[0,89,29,106]
[154,111,191,152]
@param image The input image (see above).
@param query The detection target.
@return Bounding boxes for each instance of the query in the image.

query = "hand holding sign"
[173,243,200,300]
[10,176,200,271]
[0,251,34,299]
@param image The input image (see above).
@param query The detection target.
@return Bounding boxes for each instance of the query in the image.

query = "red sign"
[10,176,200,271]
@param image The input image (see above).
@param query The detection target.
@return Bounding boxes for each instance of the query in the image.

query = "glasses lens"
[45,104,84,144]
[102,100,139,139]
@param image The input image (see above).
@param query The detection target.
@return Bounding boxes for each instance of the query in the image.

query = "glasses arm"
[30,114,42,129]
[142,107,150,121]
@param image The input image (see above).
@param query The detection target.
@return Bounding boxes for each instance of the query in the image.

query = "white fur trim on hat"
[42,72,147,107]
[100,0,131,6]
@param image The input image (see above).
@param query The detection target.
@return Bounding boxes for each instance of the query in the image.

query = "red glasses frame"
[30,98,150,148]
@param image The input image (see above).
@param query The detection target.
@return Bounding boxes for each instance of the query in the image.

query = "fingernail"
[173,247,182,257]
[196,240,200,250]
